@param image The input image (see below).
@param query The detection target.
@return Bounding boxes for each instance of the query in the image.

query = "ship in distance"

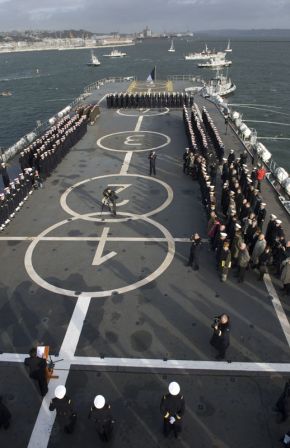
[185,43,226,60]
[87,50,101,66]
[103,48,127,57]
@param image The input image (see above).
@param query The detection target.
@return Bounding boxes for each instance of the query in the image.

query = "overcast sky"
[0,0,289,32]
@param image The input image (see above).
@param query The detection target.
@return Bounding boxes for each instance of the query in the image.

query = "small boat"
[198,58,232,68]
[185,43,225,60]
[87,51,101,66]
[168,40,175,53]
[225,40,232,53]
[103,49,127,58]
[203,70,236,97]
[0,90,12,97]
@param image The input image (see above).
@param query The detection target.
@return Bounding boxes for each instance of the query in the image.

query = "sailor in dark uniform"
[89,395,114,442]
[24,347,48,397]
[160,382,185,438]
[187,233,202,270]
[0,396,11,430]
[49,385,77,434]
[1,163,10,188]
[210,314,230,360]
[148,150,157,176]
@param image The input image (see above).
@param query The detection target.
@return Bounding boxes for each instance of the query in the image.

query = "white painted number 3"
[124,135,144,146]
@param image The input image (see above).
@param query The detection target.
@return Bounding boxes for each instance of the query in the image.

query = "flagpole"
[155,65,157,82]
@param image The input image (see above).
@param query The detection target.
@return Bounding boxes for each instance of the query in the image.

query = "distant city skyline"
[0,0,289,32]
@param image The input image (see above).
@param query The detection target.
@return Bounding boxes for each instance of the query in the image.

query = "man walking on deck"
[148,151,157,176]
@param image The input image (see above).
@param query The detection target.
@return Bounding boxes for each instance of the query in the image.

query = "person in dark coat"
[257,246,271,280]
[160,382,185,438]
[89,395,114,442]
[49,385,77,434]
[24,347,48,397]
[274,380,290,422]
[210,314,230,360]
[0,396,11,430]
[182,148,190,174]
[187,233,202,270]
[148,151,157,176]
[1,163,10,188]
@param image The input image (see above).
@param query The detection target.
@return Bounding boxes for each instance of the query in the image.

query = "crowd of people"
[106,91,194,109]
[0,110,90,231]
[183,105,290,292]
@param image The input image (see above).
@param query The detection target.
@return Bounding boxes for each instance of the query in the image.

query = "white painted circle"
[60,173,174,223]
[117,108,169,117]
[97,130,171,153]
[24,213,175,298]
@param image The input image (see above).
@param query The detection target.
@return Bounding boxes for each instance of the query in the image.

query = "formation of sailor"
[210,314,231,360]
[0,109,93,231]
[24,347,48,397]
[182,103,289,288]
[49,385,77,434]
[106,91,194,109]
[88,395,114,442]
[148,150,157,176]
[18,113,87,182]
[0,171,34,230]
[160,382,185,438]
[102,187,118,216]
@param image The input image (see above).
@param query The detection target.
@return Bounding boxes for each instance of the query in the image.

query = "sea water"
[0,38,289,170]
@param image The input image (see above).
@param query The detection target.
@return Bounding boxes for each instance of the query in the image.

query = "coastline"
[0,42,135,55]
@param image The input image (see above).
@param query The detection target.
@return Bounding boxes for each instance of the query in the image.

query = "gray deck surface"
[0,82,290,447]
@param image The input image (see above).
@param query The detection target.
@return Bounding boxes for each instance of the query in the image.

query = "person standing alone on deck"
[148,151,157,176]
[187,233,202,270]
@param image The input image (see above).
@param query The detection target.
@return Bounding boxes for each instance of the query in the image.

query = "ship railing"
[0,76,136,163]
[168,74,203,83]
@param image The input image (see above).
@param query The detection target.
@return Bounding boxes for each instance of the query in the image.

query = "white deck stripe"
[119,151,133,174]
[97,93,107,106]
[2,352,290,373]
[27,295,91,448]
[0,236,195,242]
[264,273,290,348]
[134,115,144,132]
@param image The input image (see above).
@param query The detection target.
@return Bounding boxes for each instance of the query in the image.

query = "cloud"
[28,4,84,21]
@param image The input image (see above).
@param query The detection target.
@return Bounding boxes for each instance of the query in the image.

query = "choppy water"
[0,38,290,170]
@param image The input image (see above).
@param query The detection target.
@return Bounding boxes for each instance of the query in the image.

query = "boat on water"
[198,57,232,68]
[103,48,127,57]
[87,51,101,66]
[168,39,175,52]
[1,66,290,448]
[225,39,232,52]
[203,69,236,97]
[185,43,226,60]
[0,90,12,96]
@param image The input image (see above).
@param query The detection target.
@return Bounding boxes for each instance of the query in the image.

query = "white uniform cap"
[94,395,105,409]
[270,214,277,219]
[55,385,66,399]
[261,203,266,206]
[235,224,241,229]
[276,220,282,224]
[220,232,227,237]
[168,382,180,396]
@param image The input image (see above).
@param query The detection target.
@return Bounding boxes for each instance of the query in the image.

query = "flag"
[146,66,156,82]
